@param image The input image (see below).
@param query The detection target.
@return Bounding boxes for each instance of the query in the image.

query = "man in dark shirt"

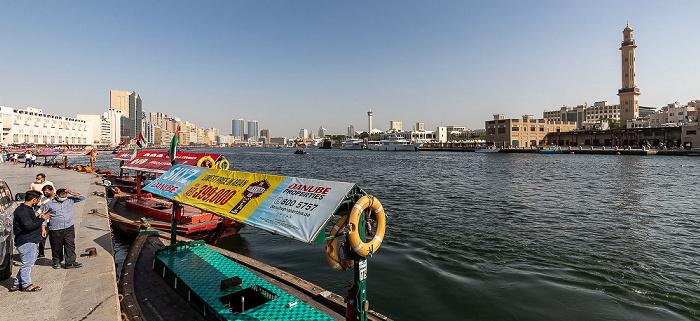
[12,191,50,292]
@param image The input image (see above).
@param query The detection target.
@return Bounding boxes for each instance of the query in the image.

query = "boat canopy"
[120,151,221,174]
[144,165,360,244]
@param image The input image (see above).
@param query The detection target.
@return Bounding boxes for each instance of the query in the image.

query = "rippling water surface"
[95,148,700,320]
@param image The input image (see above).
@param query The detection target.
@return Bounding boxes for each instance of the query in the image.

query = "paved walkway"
[0,163,121,321]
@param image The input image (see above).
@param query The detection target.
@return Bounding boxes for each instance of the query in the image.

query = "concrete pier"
[0,163,121,321]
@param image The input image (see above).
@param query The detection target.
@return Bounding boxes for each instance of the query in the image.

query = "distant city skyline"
[1,2,699,137]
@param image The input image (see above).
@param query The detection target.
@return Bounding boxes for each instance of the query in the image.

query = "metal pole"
[171,202,183,245]
[352,210,368,321]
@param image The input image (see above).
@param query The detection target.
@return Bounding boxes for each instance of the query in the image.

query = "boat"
[536,145,563,154]
[114,164,391,321]
[339,139,366,150]
[108,189,243,242]
[368,135,422,151]
[294,149,307,154]
[106,150,243,243]
[475,145,501,153]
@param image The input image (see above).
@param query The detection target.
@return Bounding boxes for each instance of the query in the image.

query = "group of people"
[0,152,34,165]
[11,173,85,292]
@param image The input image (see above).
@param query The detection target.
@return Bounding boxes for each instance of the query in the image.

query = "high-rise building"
[299,128,309,139]
[110,90,130,115]
[150,112,164,126]
[128,92,143,139]
[318,126,327,138]
[416,122,425,131]
[232,119,244,139]
[347,125,354,137]
[247,120,258,141]
[618,24,641,127]
[260,129,271,139]
[111,90,142,139]
[389,121,402,132]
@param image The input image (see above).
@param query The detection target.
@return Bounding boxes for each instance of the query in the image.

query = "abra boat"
[536,145,563,154]
[475,145,501,153]
[107,150,240,243]
[115,164,391,321]
[339,139,366,150]
[368,135,421,151]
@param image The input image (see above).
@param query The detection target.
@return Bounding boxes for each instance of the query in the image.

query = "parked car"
[0,180,18,280]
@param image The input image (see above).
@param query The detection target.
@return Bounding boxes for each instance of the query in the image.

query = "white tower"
[618,23,641,127]
[367,109,373,134]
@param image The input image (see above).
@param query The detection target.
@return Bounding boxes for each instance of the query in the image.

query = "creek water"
[94,148,700,320]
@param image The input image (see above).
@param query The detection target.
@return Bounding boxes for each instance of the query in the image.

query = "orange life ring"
[347,195,386,257]
[325,215,354,271]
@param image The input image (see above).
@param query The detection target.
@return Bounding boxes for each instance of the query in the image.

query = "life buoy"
[325,214,354,271]
[196,156,214,168]
[347,195,386,257]
[215,158,229,170]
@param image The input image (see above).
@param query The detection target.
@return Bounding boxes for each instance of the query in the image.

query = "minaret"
[367,109,373,134]
[618,23,640,127]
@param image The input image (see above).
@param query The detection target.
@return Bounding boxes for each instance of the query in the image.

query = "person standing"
[23,151,31,168]
[44,188,85,269]
[30,173,54,193]
[35,184,56,258]
[11,191,50,292]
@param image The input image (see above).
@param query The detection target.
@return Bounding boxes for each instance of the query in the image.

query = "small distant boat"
[368,135,422,151]
[536,145,563,154]
[340,139,365,150]
[475,146,501,153]
[294,149,308,155]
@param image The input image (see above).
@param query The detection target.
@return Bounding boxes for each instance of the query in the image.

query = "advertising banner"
[121,152,221,173]
[143,165,207,199]
[144,165,357,244]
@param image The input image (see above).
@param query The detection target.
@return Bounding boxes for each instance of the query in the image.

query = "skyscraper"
[110,90,142,139]
[110,90,130,115]
[618,23,641,127]
[231,119,244,140]
[128,92,142,139]
[347,125,354,137]
[247,120,259,142]
[318,126,327,138]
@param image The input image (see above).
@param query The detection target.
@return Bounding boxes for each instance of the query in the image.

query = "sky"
[1,1,699,138]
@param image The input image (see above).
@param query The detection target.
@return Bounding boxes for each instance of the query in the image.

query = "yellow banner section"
[171,168,286,222]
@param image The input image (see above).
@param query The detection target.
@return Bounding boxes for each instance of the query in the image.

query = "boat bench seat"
[155,241,333,320]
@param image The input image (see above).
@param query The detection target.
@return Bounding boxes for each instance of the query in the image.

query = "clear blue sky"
[1,1,698,137]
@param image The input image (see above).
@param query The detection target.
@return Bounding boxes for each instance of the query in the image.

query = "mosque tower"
[618,23,641,127]
[367,109,373,134]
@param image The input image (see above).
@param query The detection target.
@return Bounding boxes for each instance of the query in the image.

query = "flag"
[168,125,179,164]
[118,138,128,146]
[130,145,138,161]
[136,133,146,148]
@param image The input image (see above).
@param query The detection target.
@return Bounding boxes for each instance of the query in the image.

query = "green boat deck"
[155,241,334,321]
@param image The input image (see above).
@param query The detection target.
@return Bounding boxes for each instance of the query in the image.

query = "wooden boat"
[119,232,389,321]
[113,163,391,320]
[108,189,243,243]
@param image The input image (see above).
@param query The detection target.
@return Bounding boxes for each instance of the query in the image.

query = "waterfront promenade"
[0,164,120,321]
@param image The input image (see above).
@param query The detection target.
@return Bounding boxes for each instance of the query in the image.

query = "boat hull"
[368,144,421,151]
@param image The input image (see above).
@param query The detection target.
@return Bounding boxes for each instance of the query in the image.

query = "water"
[93,149,700,320]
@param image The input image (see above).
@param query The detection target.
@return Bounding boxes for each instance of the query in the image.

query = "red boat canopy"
[60,150,91,156]
[120,151,222,174]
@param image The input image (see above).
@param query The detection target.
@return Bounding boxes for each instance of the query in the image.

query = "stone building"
[485,114,577,148]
